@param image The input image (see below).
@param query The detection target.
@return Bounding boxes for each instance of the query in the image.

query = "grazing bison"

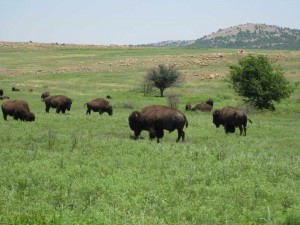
[44,95,72,113]
[129,105,188,143]
[213,106,252,136]
[41,91,50,101]
[0,96,10,100]
[1,100,35,121]
[84,98,113,116]
[12,87,20,91]
[186,98,214,112]
[0,89,3,96]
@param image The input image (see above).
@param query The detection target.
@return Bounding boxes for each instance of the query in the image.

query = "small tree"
[145,64,183,97]
[228,55,295,110]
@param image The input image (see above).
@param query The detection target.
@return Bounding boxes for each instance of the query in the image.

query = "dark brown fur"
[1,100,35,121]
[44,95,72,114]
[0,89,3,96]
[186,98,213,112]
[213,106,252,135]
[85,98,113,116]
[129,105,188,143]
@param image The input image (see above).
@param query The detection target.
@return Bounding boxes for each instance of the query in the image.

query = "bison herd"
[1,88,252,142]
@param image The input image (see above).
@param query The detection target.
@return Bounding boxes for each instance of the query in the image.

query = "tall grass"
[0,45,299,224]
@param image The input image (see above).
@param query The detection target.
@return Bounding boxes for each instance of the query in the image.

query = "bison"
[0,96,10,100]
[44,95,72,114]
[213,106,252,136]
[129,105,188,143]
[84,98,113,116]
[186,98,213,112]
[41,91,50,101]
[1,100,35,121]
[12,87,20,91]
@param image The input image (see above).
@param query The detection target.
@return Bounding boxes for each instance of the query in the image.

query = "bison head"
[213,109,222,128]
[206,98,213,107]
[65,98,73,111]
[128,111,143,138]
[185,104,192,111]
[41,92,50,101]
[107,106,113,116]
[24,112,35,122]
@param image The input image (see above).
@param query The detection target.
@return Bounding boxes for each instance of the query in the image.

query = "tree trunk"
[160,88,164,97]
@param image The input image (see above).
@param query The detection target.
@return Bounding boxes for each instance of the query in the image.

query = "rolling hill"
[141,23,300,50]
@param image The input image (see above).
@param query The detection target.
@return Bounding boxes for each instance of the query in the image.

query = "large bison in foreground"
[44,95,72,113]
[213,106,252,135]
[84,98,113,116]
[1,100,35,121]
[186,98,214,112]
[129,105,188,143]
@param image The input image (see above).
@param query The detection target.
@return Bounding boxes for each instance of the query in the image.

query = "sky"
[0,0,299,45]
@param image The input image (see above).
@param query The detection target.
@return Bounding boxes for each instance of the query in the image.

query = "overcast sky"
[0,0,299,45]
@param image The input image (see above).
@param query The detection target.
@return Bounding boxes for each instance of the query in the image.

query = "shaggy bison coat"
[44,95,72,114]
[186,98,213,112]
[85,98,113,116]
[41,92,50,101]
[1,100,35,121]
[213,106,252,136]
[129,105,188,143]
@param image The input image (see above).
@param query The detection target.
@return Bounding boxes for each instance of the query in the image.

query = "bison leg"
[239,125,243,135]
[224,124,229,134]
[149,128,156,141]
[176,129,185,142]
[86,108,91,115]
[56,107,61,113]
[2,109,7,120]
[13,112,20,121]
[155,129,164,143]
[45,105,50,113]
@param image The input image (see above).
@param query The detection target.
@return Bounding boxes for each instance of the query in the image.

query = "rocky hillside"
[142,23,300,50]
[190,23,300,49]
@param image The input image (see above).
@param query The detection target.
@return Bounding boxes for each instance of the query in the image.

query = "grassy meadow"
[0,42,300,224]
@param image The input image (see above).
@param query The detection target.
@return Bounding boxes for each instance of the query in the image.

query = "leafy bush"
[144,64,183,97]
[228,55,295,110]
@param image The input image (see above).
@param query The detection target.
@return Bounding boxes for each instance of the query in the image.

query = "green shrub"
[228,55,295,110]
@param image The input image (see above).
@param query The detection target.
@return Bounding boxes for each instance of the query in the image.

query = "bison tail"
[248,118,252,124]
[185,116,189,128]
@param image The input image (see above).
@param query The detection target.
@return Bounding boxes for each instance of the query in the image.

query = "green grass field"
[0,43,300,224]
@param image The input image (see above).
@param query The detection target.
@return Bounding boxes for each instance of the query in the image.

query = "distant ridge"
[140,40,195,48]
[141,23,300,50]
